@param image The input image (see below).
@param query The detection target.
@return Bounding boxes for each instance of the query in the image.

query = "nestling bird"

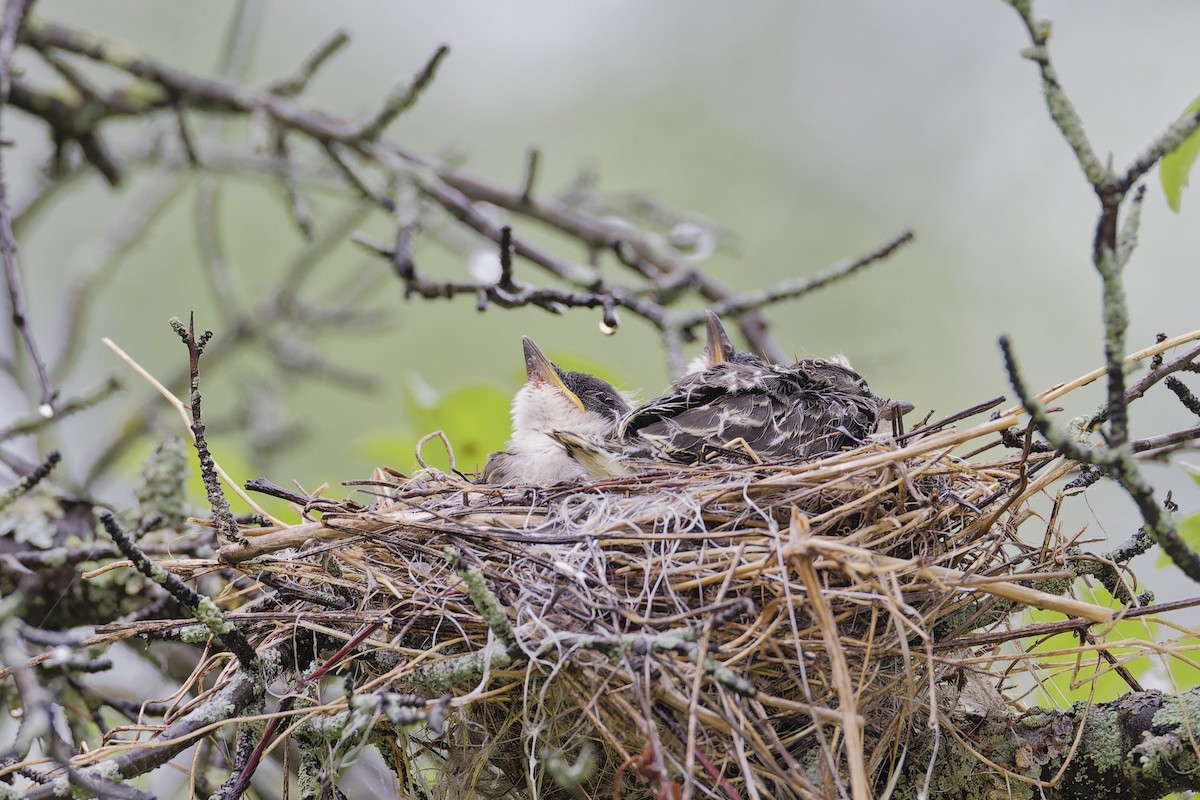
[686,309,763,373]
[563,311,909,480]
[624,311,895,462]
[480,336,631,486]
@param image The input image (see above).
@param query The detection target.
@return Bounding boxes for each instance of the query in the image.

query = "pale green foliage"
[133,437,191,529]
[1160,95,1200,211]
[0,492,62,548]
[1167,466,1200,565]
[361,384,512,474]
[360,351,633,475]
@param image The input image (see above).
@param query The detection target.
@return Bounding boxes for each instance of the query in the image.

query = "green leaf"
[1160,95,1200,212]
[1185,462,1200,488]
[359,385,512,474]
[357,353,633,476]
[179,436,293,522]
[1167,652,1200,696]
[1159,509,1200,567]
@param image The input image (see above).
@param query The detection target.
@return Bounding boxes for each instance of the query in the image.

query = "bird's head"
[702,310,737,367]
[686,311,763,374]
[513,336,630,438]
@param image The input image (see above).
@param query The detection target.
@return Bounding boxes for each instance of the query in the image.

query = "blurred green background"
[4,2,1200,597]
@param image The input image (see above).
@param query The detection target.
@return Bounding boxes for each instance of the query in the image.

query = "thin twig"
[266,28,350,96]
[519,147,541,205]
[0,377,121,443]
[170,315,242,544]
[349,44,449,141]
[0,449,58,510]
[676,229,915,329]
[0,0,56,411]
[98,336,283,525]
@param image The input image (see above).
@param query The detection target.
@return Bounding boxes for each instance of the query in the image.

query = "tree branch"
[0,0,56,411]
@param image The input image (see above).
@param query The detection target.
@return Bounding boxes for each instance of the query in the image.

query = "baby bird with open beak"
[480,336,631,486]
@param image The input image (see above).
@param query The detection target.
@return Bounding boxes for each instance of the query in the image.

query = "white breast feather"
[500,385,618,484]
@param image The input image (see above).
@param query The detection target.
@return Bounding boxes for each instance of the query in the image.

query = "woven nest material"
[203,396,1122,799]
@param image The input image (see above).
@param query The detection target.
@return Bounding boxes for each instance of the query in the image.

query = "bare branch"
[675,229,915,330]
[0,0,56,411]
[348,44,449,141]
[1002,335,1200,582]
[1165,377,1200,419]
[266,28,350,97]
[170,314,243,545]
[0,449,58,509]
[1003,0,1108,187]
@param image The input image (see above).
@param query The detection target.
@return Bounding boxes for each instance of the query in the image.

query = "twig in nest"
[445,547,517,651]
[97,510,259,670]
[415,430,457,474]
[895,396,1005,444]
[244,476,314,506]
[224,620,385,798]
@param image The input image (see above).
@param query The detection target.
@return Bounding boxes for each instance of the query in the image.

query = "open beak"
[704,310,735,366]
[522,336,584,410]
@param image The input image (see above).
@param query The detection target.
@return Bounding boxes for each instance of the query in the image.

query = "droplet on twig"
[600,303,619,335]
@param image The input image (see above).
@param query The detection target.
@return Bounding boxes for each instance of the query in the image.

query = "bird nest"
[204,391,1129,799]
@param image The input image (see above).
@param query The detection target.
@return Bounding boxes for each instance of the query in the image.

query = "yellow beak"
[522,336,584,411]
[705,310,734,365]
